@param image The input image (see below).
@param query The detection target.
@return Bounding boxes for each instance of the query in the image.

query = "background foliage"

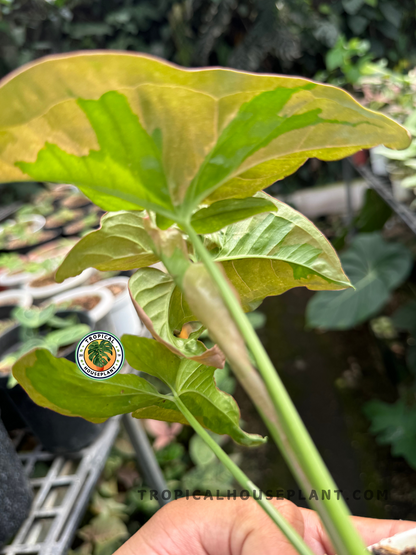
[1,0,415,80]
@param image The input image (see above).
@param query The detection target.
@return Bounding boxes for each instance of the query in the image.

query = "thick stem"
[173,393,315,555]
[183,222,367,555]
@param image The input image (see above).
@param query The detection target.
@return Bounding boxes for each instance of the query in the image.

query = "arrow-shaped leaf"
[210,193,351,311]
[122,335,265,447]
[0,52,409,220]
[13,344,264,446]
[12,349,174,423]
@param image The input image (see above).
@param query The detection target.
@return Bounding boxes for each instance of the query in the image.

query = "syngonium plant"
[0,52,410,555]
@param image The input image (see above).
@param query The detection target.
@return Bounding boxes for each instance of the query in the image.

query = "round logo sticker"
[76,331,124,380]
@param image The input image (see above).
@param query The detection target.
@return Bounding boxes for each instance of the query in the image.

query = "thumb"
[115,497,305,555]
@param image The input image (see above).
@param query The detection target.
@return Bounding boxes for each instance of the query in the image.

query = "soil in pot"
[106,283,126,297]
[29,272,57,288]
[63,213,100,236]
[45,208,83,230]
[28,237,78,264]
[61,194,91,210]
[58,295,101,312]
[0,252,58,286]
[0,310,104,452]
[2,229,61,255]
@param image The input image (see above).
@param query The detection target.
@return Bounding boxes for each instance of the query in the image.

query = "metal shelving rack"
[1,418,120,555]
[352,162,416,236]
[1,413,168,555]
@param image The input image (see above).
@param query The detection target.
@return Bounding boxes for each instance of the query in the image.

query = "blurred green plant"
[0,304,90,385]
[364,396,416,470]
[316,35,373,86]
[375,109,416,190]
[306,233,413,330]
[1,0,415,81]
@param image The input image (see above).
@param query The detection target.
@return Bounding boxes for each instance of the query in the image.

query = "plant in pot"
[0,289,32,336]
[0,252,57,288]
[60,191,92,210]
[27,237,79,264]
[0,215,60,255]
[23,265,94,301]
[44,207,84,232]
[0,52,412,555]
[374,109,416,203]
[15,198,55,218]
[46,284,114,331]
[0,304,103,452]
[63,211,101,237]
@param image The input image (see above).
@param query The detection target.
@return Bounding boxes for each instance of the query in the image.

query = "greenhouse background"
[1,1,416,554]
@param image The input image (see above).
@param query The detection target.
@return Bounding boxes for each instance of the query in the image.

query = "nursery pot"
[23,267,94,301]
[0,266,43,289]
[95,276,143,336]
[0,310,104,453]
[0,289,32,312]
[48,285,114,332]
[0,291,32,430]
[0,413,33,547]
[0,227,61,256]
[44,209,83,234]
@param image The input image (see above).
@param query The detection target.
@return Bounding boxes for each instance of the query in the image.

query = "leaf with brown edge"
[210,193,352,311]
[129,267,225,368]
[0,52,409,221]
[56,211,159,282]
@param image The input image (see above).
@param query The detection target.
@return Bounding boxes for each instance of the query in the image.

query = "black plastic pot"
[0,305,25,430]
[0,413,33,546]
[0,310,104,453]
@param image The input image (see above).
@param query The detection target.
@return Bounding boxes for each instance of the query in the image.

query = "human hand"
[115,497,416,555]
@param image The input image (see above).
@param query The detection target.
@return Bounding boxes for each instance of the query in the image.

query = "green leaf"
[401,174,416,189]
[306,233,413,330]
[211,194,352,311]
[392,301,416,336]
[364,398,416,469]
[375,141,416,161]
[12,348,175,423]
[131,194,354,357]
[13,304,56,328]
[45,324,91,350]
[128,267,225,368]
[354,188,392,233]
[122,335,265,447]
[56,211,159,282]
[190,197,277,234]
[15,91,174,217]
[0,52,409,219]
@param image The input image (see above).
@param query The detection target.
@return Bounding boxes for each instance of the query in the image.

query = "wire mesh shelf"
[1,418,120,555]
